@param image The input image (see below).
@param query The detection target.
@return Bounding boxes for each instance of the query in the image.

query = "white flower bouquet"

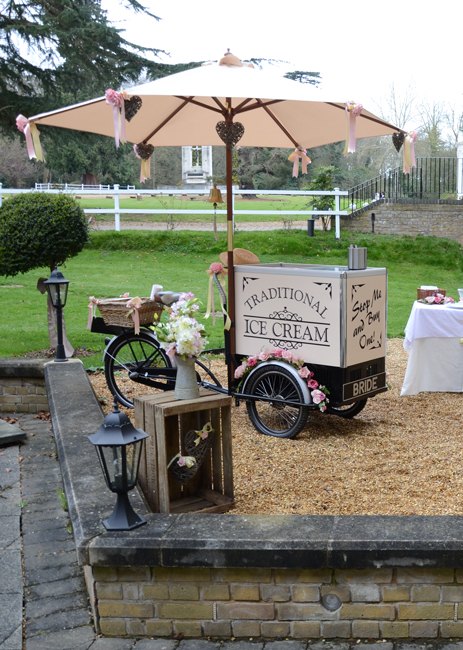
[152,292,207,359]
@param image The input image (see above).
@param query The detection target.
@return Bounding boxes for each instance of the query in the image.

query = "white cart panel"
[234,265,343,366]
[345,272,387,366]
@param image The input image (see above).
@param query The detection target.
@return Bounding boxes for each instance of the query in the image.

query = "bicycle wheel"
[104,331,172,408]
[244,363,310,438]
[194,356,223,389]
[326,399,368,418]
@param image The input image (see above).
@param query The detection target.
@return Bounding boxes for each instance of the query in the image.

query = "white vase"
[174,356,199,400]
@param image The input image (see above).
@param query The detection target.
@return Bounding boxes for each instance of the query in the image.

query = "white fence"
[0,184,349,238]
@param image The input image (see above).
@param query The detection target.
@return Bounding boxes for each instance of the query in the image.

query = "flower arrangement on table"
[234,348,330,412]
[418,293,454,305]
[151,292,207,359]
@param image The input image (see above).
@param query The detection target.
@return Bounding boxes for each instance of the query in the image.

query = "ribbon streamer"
[403,131,417,175]
[344,102,363,154]
[125,296,143,335]
[105,88,126,148]
[288,147,311,177]
[204,263,231,330]
[87,296,98,329]
[16,115,44,161]
[133,145,152,183]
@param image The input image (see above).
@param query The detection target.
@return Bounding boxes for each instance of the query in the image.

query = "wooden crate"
[134,389,234,514]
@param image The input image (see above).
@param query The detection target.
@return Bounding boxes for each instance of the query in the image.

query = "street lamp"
[88,400,149,531]
[43,267,69,362]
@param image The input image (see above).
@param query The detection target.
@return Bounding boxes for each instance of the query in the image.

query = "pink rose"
[246,356,258,367]
[259,351,270,361]
[272,348,283,358]
[208,262,225,275]
[282,350,293,360]
[307,379,319,389]
[234,364,246,379]
[298,366,311,379]
[311,389,326,404]
[105,88,124,108]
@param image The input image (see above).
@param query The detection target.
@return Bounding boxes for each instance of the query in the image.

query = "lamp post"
[88,400,149,531]
[43,267,69,362]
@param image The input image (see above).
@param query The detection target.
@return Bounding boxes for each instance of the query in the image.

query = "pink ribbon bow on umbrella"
[403,131,417,174]
[288,147,311,177]
[105,88,126,148]
[16,115,44,161]
[344,102,363,154]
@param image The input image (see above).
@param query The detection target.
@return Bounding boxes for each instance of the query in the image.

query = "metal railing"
[347,157,459,215]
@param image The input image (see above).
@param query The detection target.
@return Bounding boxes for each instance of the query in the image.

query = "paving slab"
[0,594,23,650]
[0,420,26,446]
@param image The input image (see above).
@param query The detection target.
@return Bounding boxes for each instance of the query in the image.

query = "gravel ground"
[88,339,463,516]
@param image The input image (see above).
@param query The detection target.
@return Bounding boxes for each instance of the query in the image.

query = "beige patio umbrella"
[20,50,406,384]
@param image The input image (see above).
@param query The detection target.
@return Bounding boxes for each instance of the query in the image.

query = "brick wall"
[0,359,48,413]
[341,203,463,244]
[87,565,463,640]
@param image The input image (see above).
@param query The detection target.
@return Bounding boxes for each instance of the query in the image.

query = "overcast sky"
[101,0,463,131]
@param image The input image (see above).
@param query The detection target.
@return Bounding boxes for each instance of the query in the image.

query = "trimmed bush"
[0,192,88,276]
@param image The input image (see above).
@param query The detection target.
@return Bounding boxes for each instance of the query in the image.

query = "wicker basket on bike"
[89,296,163,333]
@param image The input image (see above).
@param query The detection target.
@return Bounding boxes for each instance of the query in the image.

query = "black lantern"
[88,400,149,530]
[43,267,69,362]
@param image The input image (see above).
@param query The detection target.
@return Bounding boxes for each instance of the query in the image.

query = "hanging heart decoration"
[124,95,142,121]
[168,423,214,483]
[215,121,245,146]
[392,132,405,152]
[134,142,154,160]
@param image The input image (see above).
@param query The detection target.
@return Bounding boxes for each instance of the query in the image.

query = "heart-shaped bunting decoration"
[134,142,154,159]
[168,425,214,484]
[215,121,245,146]
[392,132,405,152]
[124,95,142,121]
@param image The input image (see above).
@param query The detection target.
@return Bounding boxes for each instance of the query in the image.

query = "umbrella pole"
[225,140,236,392]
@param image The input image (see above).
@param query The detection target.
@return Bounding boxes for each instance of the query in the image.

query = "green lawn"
[1,230,461,370]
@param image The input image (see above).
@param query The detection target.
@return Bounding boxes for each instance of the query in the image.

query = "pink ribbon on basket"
[403,131,417,174]
[16,114,44,161]
[125,296,143,334]
[288,147,311,177]
[105,88,126,148]
[344,102,363,154]
[87,296,99,329]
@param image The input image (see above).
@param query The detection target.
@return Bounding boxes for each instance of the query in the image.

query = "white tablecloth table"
[400,301,463,396]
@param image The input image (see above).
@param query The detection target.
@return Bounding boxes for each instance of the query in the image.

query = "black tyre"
[244,364,310,438]
[326,399,368,418]
[104,331,172,408]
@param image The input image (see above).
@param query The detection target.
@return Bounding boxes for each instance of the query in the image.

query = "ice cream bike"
[92,245,388,439]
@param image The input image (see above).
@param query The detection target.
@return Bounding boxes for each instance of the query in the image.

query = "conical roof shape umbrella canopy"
[28,52,401,150]
[21,51,405,381]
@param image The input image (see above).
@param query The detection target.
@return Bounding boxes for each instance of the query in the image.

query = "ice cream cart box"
[234,263,387,402]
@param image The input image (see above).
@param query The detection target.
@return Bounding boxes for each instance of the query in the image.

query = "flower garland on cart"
[234,348,330,412]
